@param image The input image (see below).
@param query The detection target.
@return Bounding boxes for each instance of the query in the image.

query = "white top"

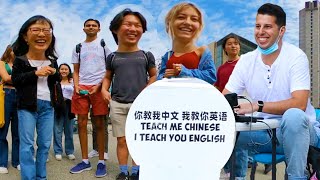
[61,82,73,100]
[71,38,111,85]
[225,42,316,123]
[28,59,51,101]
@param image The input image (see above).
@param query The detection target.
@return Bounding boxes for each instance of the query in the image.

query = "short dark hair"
[257,3,286,27]
[222,34,240,55]
[84,18,100,27]
[109,8,147,44]
[59,63,73,81]
[12,15,58,60]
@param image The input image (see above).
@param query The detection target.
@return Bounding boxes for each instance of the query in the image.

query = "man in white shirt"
[69,19,111,178]
[223,3,320,180]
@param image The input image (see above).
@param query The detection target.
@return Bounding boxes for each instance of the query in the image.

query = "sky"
[0,0,306,65]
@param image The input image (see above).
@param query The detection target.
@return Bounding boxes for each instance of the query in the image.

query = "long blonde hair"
[165,2,204,40]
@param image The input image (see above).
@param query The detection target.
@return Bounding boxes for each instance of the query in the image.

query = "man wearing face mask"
[222,3,320,180]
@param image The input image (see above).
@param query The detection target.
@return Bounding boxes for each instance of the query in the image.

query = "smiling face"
[254,14,285,49]
[83,20,100,37]
[59,64,70,79]
[115,14,143,46]
[171,6,201,42]
[24,21,52,54]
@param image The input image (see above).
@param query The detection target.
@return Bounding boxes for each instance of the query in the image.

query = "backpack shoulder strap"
[75,43,82,63]
[100,39,107,68]
[141,50,150,70]
[109,52,116,70]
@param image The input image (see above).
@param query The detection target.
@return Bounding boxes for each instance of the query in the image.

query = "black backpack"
[75,39,108,67]
[307,146,320,179]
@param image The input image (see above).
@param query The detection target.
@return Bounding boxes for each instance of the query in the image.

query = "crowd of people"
[0,2,319,180]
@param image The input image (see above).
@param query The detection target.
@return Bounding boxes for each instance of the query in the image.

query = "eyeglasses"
[29,27,52,35]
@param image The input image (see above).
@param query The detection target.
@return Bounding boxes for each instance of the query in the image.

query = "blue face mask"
[257,37,280,55]
[257,27,283,55]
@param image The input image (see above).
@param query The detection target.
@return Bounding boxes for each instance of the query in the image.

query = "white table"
[230,119,280,180]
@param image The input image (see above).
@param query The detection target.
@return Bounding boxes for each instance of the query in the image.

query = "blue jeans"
[53,101,74,155]
[0,88,19,168]
[18,99,54,180]
[232,108,319,180]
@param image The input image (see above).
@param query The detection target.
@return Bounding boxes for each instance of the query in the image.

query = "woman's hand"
[173,63,182,75]
[35,66,54,76]
[164,69,175,78]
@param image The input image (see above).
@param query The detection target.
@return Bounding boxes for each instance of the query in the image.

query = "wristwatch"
[257,101,264,112]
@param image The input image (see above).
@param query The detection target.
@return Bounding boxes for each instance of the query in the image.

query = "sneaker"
[104,152,109,160]
[0,167,8,174]
[14,165,21,171]
[95,163,107,178]
[70,161,92,174]
[130,171,139,180]
[116,172,129,180]
[55,154,62,161]
[67,154,76,160]
[88,150,98,158]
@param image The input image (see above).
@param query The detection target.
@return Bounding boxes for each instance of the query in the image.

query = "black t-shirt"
[106,50,155,103]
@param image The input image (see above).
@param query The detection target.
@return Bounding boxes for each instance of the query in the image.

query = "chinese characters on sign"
[133,110,228,143]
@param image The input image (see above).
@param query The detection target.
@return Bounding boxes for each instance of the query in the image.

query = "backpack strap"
[110,52,116,70]
[141,50,150,71]
[75,43,82,63]
[100,39,107,69]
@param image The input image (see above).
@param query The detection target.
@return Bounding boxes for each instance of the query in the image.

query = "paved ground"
[1,123,286,180]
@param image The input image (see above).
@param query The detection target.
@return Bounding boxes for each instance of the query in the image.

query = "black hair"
[84,18,100,28]
[109,8,147,44]
[59,63,72,81]
[222,34,240,56]
[11,15,58,60]
[257,3,286,27]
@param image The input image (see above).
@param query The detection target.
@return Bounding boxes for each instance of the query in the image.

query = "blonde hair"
[165,2,204,40]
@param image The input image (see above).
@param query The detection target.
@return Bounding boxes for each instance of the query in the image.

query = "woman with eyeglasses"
[0,45,20,174]
[11,15,60,179]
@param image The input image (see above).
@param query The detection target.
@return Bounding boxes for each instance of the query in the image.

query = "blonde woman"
[157,2,216,84]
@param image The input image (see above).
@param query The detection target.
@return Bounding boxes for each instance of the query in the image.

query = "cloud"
[0,0,306,65]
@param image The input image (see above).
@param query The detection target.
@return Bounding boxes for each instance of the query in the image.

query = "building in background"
[299,0,320,108]
[208,33,257,68]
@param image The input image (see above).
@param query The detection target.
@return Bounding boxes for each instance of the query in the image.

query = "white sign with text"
[126,78,236,180]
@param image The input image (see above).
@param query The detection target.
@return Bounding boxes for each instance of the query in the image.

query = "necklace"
[226,58,239,64]
[28,59,46,67]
